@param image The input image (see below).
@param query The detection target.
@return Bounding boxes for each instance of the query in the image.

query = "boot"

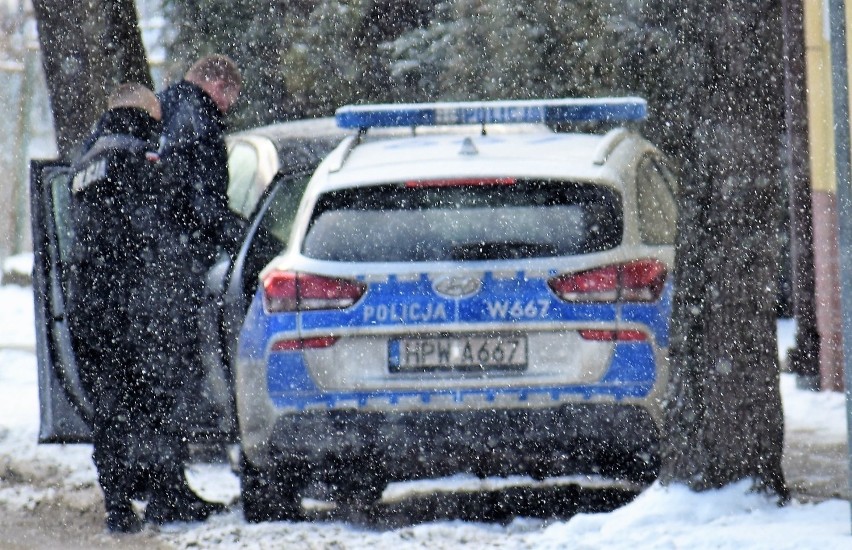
[145,467,226,524]
[97,456,142,533]
[106,502,142,533]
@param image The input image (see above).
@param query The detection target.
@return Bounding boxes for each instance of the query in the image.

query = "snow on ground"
[0,280,35,350]
[2,252,34,279]
[1,278,851,548]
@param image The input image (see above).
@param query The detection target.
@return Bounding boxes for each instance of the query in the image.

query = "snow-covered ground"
[1,275,851,548]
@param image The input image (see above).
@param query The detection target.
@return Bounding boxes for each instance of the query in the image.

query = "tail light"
[579,329,647,341]
[548,259,667,302]
[272,336,339,352]
[262,271,366,313]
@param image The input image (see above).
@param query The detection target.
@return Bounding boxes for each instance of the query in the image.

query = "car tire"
[323,454,387,508]
[240,453,304,523]
[339,479,385,508]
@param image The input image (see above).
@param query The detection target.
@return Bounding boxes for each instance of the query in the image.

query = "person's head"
[108,82,162,121]
[185,54,242,113]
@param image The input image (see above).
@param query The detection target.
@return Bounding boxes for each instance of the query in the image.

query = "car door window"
[48,169,75,291]
[260,174,311,246]
[227,141,261,219]
[636,157,678,245]
[238,173,312,298]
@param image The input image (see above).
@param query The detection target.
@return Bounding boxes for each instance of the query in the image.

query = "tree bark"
[32,0,151,159]
[657,0,789,500]
[103,0,154,90]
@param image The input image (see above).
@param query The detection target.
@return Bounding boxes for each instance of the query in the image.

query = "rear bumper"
[255,403,660,482]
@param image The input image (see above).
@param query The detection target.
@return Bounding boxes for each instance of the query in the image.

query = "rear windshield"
[302,180,622,262]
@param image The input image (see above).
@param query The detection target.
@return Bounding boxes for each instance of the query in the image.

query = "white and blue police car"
[233,98,678,521]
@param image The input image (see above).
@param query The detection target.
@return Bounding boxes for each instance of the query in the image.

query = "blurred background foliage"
[161,0,648,131]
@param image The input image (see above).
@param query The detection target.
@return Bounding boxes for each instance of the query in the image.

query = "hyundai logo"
[432,275,482,298]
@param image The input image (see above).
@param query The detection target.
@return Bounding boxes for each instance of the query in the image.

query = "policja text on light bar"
[335,97,647,130]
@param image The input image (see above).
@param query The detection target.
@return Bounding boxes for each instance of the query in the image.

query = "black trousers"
[68,282,145,510]
[133,240,217,436]
[69,269,188,511]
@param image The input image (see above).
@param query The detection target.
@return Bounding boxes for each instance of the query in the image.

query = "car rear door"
[30,160,92,443]
[196,174,311,442]
[30,155,300,445]
[195,132,346,442]
[291,179,629,402]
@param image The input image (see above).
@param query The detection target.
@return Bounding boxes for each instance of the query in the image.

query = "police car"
[233,98,678,521]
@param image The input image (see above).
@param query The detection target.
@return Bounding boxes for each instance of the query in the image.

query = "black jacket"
[66,106,162,351]
[158,80,245,261]
[69,107,161,278]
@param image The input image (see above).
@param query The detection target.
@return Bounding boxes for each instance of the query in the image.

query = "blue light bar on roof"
[335,97,647,129]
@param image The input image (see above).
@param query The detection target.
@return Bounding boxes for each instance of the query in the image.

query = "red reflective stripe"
[271,336,339,352]
[578,329,647,341]
[405,177,516,187]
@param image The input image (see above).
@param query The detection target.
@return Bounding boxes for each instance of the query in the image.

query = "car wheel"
[324,455,386,508]
[339,478,386,508]
[240,453,305,523]
[597,449,660,485]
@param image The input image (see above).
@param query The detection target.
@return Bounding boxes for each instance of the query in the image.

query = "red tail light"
[579,329,647,341]
[262,271,366,312]
[548,259,667,302]
[271,336,339,352]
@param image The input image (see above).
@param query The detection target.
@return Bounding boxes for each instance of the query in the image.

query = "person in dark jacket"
[134,54,243,524]
[158,53,245,258]
[66,83,162,533]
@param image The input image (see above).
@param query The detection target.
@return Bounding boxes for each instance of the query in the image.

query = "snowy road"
[1,283,851,549]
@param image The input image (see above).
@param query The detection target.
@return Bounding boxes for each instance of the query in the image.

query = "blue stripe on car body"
[249,268,667,412]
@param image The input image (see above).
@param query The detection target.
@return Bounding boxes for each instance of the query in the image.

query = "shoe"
[128,474,151,501]
[106,504,143,533]
[145,493,227,524]
[145,465,229,524]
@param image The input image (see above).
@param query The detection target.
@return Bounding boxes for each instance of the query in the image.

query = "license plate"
[390,335,528,373]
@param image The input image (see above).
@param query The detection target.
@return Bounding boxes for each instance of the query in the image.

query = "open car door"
[31,119,348,448]
[28,151,269,447]
[30,160,92,443]
[195,172,310,442]
[195,125,348,443]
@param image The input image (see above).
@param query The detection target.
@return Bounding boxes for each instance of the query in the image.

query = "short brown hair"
[185,54,242,89]
[107,82,161,120]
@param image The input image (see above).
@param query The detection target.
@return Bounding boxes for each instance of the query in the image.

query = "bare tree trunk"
[659,0,789,500]
[103,0,153,90]
[32,0,150,159]
[32,0,101,159]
